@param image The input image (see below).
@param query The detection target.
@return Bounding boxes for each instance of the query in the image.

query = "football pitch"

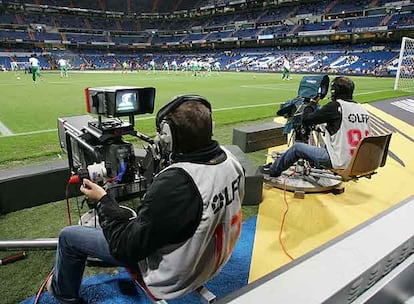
[0,70,410,167]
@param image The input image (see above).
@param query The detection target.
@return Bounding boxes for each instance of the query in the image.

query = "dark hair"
[168,99,212,153]
[331,76,354,101]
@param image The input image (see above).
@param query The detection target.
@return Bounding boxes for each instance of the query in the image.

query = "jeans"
[51,225,128,304]
[269,142,332,176]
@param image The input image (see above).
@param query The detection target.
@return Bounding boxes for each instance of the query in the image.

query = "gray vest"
[139,147,245,299]
[325,99,370,169]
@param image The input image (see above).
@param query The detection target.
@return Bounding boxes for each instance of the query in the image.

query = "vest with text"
[138,147,245,299]
[325,99,370,169]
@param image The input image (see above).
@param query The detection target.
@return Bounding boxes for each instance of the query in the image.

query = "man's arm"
[302,101,340,126]
[95,168,202,265]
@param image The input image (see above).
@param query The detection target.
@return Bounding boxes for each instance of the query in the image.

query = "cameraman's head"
[156,95,212,154]
[331,76,355,101]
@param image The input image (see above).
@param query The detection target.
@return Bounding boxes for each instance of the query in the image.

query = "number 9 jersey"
[325,99,370,169]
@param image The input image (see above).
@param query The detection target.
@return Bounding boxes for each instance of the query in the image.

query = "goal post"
[394,37,414,91]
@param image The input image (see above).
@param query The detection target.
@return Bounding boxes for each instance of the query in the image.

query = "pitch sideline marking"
[0,120,13,135]
[0,102,283,138]
[240,84,394,96]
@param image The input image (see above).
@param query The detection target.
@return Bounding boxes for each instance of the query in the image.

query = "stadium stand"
[0,0,412,76]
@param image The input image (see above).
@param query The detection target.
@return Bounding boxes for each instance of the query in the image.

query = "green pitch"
[0,70,409,167]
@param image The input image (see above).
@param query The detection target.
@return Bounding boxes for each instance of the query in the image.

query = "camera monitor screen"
[116,90,139,114]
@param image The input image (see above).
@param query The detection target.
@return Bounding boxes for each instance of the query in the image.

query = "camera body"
[277,75,329,143]
[58,86,157,201]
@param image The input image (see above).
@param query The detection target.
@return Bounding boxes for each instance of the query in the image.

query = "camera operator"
[47,95,245,303]
[263,76,371,177]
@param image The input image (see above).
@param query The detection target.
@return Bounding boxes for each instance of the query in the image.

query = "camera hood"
[297,74,330,100]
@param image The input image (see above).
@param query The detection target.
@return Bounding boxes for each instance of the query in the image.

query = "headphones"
[330,77,341,101]
[331,76,354,101]
[155,95,212,154]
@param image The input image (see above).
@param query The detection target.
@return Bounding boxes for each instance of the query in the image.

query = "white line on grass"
[0,128,56,137]
[0,102,282,138]
[240,85,393,96]
[354,89,393,96]
[240,84,295,90]
[213,102,283,111]
[0,120,13,135]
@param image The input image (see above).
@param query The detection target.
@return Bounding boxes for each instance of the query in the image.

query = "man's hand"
[80,179,107,202]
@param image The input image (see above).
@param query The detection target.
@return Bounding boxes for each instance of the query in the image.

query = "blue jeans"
[269,142,332,176]
[51,225,129,304]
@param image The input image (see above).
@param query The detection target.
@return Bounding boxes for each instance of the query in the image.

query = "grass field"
[0,70,412,303]
[0,70,410,168]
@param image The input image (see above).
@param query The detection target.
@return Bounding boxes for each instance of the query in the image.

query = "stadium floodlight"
[394,37,414,91]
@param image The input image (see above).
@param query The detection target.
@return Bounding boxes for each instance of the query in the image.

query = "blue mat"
[22,216,256,304]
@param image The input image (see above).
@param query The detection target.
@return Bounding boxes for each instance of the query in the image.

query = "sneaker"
[269,169,282,178]
[47,274,86,304]
[259,163,272,175]
[259,163,283,178]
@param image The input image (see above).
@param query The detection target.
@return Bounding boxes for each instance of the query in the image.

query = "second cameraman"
[264,76,371,177]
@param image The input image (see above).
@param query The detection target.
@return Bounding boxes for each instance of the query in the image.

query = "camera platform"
[262,170,343,197]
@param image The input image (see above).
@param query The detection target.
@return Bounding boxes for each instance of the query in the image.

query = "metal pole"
[0,238,58,250]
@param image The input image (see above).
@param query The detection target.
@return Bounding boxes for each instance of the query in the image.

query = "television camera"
[58,86,158,202]
[277,74,330,143]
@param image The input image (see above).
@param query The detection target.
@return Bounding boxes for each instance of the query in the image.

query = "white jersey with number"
[325,99,370,169]
[139,147,245,299]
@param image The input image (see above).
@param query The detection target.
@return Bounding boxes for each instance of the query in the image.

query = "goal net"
[394,37,414,91]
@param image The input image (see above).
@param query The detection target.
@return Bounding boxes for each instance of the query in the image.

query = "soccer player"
[204,62,212,76]
[29,54,41,83]
[181,60,189,74]
[122,61,128,73]
[11,60,18,75]
[282,55,292,80]
[163,60,169,73]
[149,59,156,74]
[57,57,68,78]
[214,61,221,75]
[171,59,178,74]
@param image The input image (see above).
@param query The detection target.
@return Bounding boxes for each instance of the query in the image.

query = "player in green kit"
[29,54,41,83]
[58,58,68,78]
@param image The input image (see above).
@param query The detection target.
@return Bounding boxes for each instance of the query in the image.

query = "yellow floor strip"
[249,104,414,282]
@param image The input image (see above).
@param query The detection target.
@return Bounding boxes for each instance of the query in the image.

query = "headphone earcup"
[331,81,338,100]
[156,95,211,132]
[158,120,173,152]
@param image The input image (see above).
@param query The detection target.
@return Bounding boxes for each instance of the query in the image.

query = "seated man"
[265,76,370,177]
[47,95,245,303]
